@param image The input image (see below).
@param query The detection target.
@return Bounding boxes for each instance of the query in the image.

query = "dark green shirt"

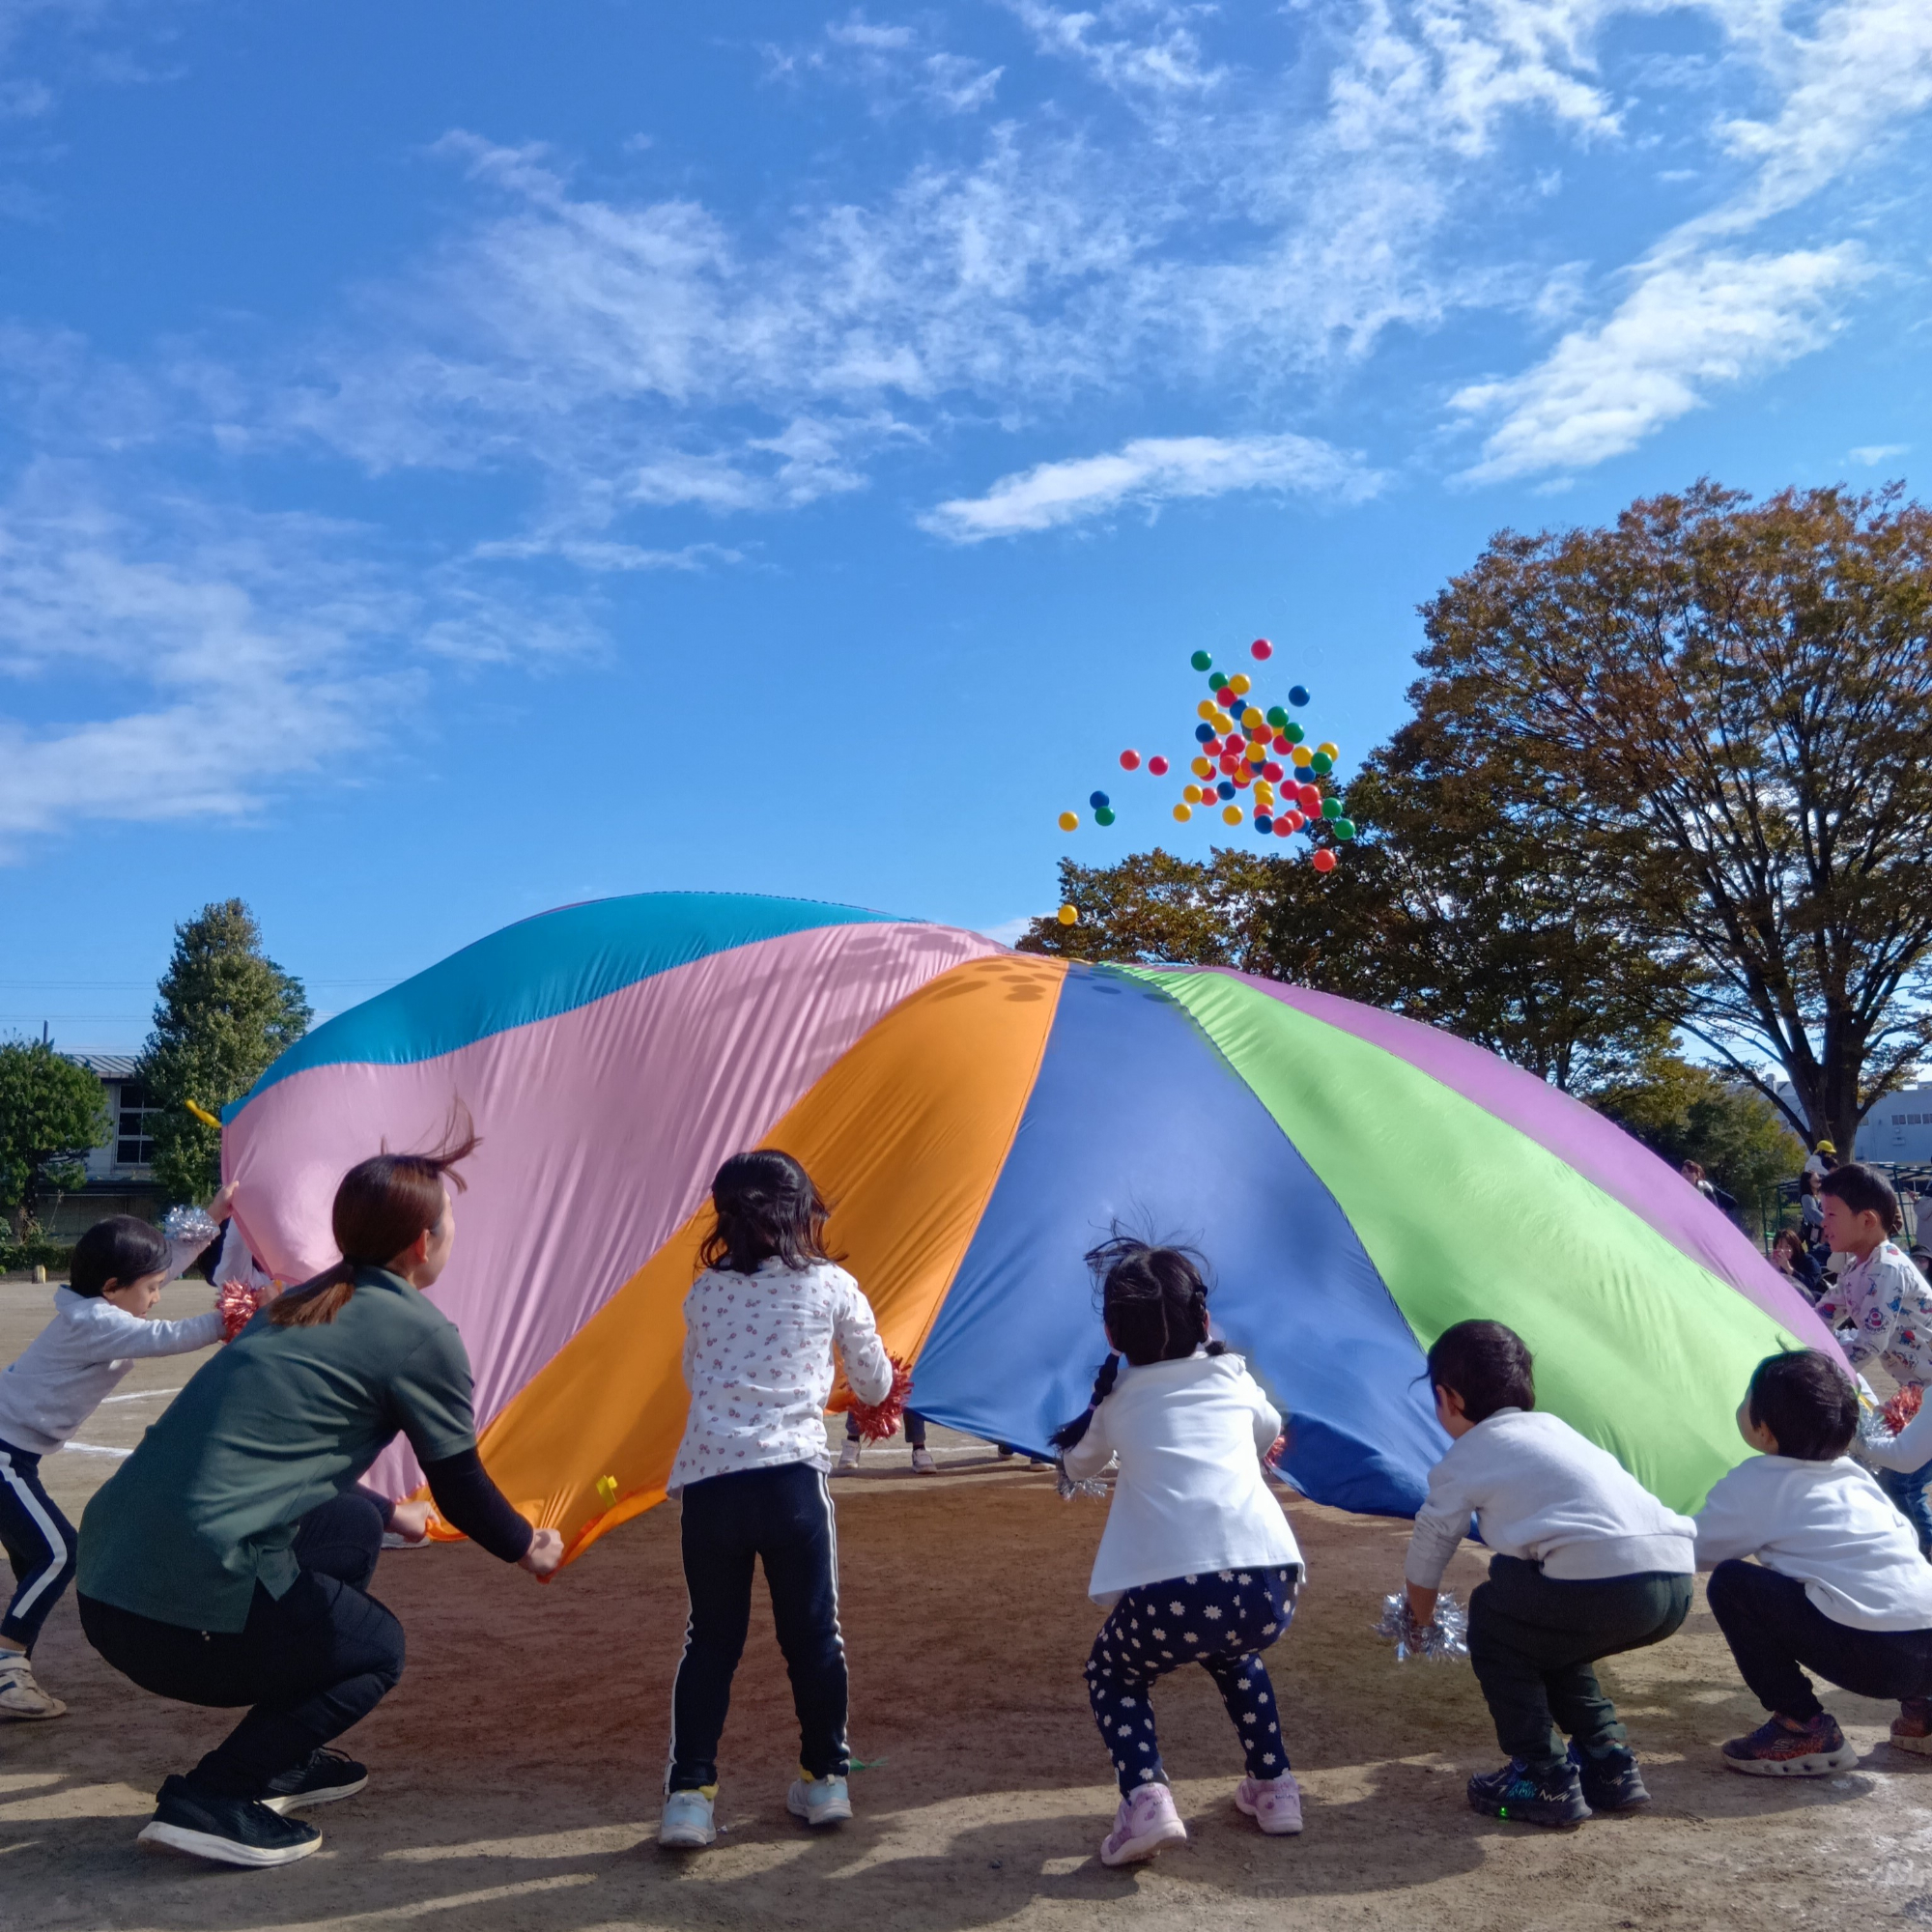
[77,1267,478,1632]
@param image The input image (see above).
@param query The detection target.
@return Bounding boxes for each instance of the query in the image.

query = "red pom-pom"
[218,1281,265,1343]
[1883,1384,1924,1435]
[848,1357,914,1443]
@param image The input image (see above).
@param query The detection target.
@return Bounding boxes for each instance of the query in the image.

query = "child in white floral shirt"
[657,1151,893,1852]
[1814,1162,1932,1550]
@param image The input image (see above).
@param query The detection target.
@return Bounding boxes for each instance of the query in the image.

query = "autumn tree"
[1415,482,1932,1149]
[141,900,311,1205]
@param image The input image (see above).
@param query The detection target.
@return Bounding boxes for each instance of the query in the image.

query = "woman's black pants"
[78,1491,404,1798]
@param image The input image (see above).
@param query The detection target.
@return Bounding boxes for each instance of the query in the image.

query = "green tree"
[141,900,311,1206]
[0,1039,109,1242]
[1017,846,1283,968]
[1415,480,1932,1150]
[1591,1053,1806,1238]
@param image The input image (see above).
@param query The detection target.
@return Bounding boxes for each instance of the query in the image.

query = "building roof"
[63,1052,141,1080]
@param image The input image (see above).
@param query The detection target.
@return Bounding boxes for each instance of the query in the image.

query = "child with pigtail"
[1053,1238,1304,1867]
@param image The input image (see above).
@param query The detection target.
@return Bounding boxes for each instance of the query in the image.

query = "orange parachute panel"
[468,951,1066,1560]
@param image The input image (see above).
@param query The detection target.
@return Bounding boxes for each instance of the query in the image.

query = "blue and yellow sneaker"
[1466,1757,1590,1828]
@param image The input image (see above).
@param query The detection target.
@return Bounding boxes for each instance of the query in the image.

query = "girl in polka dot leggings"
[1056,1238,1306,1867]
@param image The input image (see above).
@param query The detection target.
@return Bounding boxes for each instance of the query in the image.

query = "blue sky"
[2,0,1928,1050]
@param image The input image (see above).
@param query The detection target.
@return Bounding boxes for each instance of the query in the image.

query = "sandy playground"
[3,1275,1930,1932]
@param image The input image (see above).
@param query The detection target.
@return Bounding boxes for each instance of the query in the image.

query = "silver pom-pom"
[159,1205,221,1282]
[1055,1461,1109,1502]
[1373,1588,1469,1663]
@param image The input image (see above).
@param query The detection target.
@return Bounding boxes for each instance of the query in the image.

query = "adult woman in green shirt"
[76,1123,563,1868]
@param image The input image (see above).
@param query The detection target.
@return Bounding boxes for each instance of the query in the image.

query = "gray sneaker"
[787,1774,853,1827]
[0,1655,66,1720]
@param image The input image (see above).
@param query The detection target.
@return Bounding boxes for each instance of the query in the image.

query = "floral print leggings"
[1085,1565,1299,1796]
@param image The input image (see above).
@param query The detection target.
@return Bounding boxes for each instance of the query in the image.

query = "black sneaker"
[1568,1743,1649,1812]
[263,1747,369,1813]
[136,1775,323,1867]
[1466,1757,1590,1828]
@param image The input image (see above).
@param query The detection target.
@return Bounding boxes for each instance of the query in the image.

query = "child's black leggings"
[1707,1558,1932,1717]
[0,1440,76,1654]
[668,1462,847,1792]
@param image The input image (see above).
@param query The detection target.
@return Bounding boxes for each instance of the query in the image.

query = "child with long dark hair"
[658,1150,894,1851]
[1055,1239,1304,1867]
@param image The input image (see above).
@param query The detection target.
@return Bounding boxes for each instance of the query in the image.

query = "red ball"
[1262,760,1284,782]
[1223,729,1245,753]
[1204,737,1222,756]
[1148,755,1169,776]
[1297,783,1321,811]
[1251,639,1273,660]
[1218,754,1239,775]
[1312,847,1338,873]
[1120,749,1141,771]
[1272,733,1291,753]
[1273,818,1293,838]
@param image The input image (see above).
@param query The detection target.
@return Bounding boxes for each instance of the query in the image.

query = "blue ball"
[1194,723,1215,743]
[1090,790,1110,810]
[1288,684,1310,707]
[1216,780,1236,801]
[1255,813,1273,833]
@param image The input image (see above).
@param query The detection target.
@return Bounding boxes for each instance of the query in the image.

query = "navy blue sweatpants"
[0,1438,77,1654]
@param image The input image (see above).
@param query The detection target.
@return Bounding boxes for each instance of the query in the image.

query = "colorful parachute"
[220,892,1833,1564]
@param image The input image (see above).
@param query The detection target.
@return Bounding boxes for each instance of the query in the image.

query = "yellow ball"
[1183,783,1202,804]
[1221,804,1242,825]
[1317,740,1340,759]
[1242,707,1264,730]
[1173,803,1192,823]
[1197,699,1217,721]
[1292,747,1313,768]
[1247,745,1266,766]
[1191,755,1213,779]
[1230,673,1251,695]
[1057,902,1079,925]
[1213,711,1234,732]
[1058,810,1079,831]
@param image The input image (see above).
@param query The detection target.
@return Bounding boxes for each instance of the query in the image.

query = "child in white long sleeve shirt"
[657,1151,894,1853]
[1055,1239,1304,1868]
[1403,1321,1695,1829]
[1696,1349,1932,1775]
[0,1209,230,1719]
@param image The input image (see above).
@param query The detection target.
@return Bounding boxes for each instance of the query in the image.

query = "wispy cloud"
[764,10,1004,114]
[1849,441,1910,467]
[922,432,1379,541]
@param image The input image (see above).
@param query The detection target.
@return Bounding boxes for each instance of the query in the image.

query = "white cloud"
[1849,442,1910,466]
[764,10,1004,115]
[1007,1,1224,98]
[1452,245,1866,482]
[922,433,1379,541]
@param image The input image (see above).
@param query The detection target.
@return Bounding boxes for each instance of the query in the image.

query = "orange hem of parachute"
[453,951,1068,1565]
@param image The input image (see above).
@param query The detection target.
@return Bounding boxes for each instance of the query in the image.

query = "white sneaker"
[787,1773,853,1827]
[910,1446,938,1474]
[0,1655,66,1720]
[659,1788,717,1847]
[835,1438,862,1473]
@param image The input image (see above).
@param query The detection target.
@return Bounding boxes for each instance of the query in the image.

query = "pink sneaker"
[1235,1771,1303,1835]
[1099,1780,1188,1866]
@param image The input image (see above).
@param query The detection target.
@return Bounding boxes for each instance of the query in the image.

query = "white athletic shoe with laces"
[0,1654,66,1720]
[659,1788,717,1847]
[787,1773,853,1827]
[835,1438,863,1473]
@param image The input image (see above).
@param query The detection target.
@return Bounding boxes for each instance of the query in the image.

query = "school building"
[37,1053,165,1237]
[1856,1084,1932,1166]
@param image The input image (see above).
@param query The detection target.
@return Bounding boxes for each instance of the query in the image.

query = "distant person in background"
[1771,1230,1827,1303]
[1682,1160,1741,1227]
[1804,1141,1837,1179]
[837,1406,936,1475]
[1800,1171,1827,1251]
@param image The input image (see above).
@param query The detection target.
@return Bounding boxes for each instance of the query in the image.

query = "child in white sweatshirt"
[1403,1321,1695,1828]
[1696,1349,1932,1775]
[1057,1239,1304,1868]
[0,1207,231,1719]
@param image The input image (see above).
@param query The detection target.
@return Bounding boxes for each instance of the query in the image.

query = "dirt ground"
[4,1275,1931,1932]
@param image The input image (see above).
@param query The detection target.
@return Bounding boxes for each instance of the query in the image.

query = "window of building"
[115,1081,158,1167]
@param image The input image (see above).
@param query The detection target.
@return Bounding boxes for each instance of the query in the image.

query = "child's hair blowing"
[70,1215,170,1298]
[1050,1237,1224,1450]
[1817,1161,1903,1236]
[699,1150,835,1276]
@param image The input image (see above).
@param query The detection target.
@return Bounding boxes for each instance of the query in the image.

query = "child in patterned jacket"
[656,1150,894,1852]
[1813,1163,1932,1552]
[1055,1238,1304,1868]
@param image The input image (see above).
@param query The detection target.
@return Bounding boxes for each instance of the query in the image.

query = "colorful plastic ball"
[1321,797,1343,819]
[1293,747,1314,769]
[1251,639,1273,660]
[1214,712,1235,732]
[1148,755,1170,777]
[1191,649,1212,671]
[1265,705,1288,729]
[1273,818,1294,838]
[1173,803,1192,823]
[1183,783,1202,804]
[1247,745,1267,767]
[1242,706,1264,730]
[1262,760,1284,782]
[1229,673,1252,696]
[1311,848,1338,874]
[1197,699,1217,722]
[1255,813,1273,832]
[1234,771,1253,789]
[1190,755,1212,779]
[1205,737,1224,756]
[1195,723,1215,743]
[1208,669,1228,690]
[1297,783,1321,811]
[1095,807,1116,826]
[1091,790,1111,810]
[1289,685,1310,706]
[1283,722,1306,745]
[1317,741,1339,759]
[1058,902,1080,924]
[1334,817,1357,840]
[1217,780,1236,800]
[1058,810,1078,832]
[1309,752,1333,777]
[1222,804,1243,825]
[1120,750,1141,772]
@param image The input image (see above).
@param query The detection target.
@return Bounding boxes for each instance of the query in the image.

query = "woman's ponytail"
[1049,1350,1121,1452]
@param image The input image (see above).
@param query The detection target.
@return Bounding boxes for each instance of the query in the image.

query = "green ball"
[1283,721,1305,744]
[1334,817,1357,840]
[1094,807,1116,826]
[1321,797,1344,819]
[1208,670,1228,690]
[1190,650,1212,671]
[1265,705,1288,728]
[1309,751,1333,776]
